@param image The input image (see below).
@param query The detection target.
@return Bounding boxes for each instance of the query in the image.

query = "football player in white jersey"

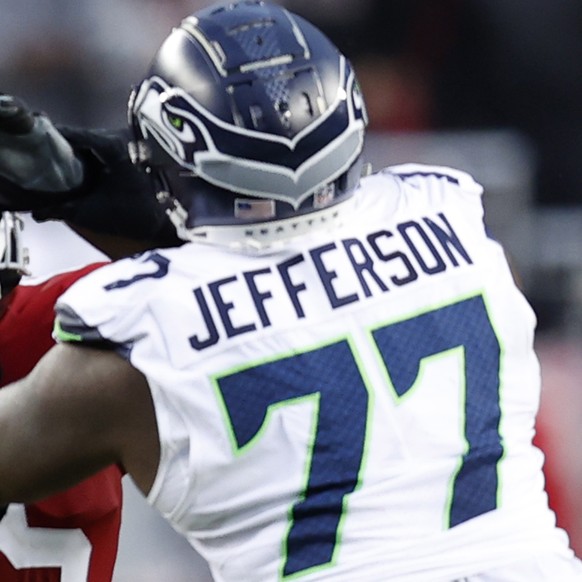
[0,1,580,581]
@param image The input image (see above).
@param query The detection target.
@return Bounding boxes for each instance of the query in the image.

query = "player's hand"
[0,94,83,193]
[32,126,181,249]
[0,98,179,247]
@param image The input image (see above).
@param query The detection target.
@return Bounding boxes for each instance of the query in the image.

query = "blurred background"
[3,0,582,578]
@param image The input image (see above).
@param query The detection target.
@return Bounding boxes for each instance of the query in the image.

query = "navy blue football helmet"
[128,0,368,250]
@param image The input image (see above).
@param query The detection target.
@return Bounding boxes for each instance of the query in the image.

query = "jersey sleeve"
[0,262,122,582]
[383,162,490,234]
[0,263,107,385]
[385,162,485,198]
[53,251,168,356]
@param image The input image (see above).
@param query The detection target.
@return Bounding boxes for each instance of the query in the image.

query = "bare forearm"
[0,373,115,504]
[0,344,159,504]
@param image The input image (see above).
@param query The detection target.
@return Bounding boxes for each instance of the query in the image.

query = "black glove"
[0,94,180,247]
[0,95,83,208]
[32,125,181,246]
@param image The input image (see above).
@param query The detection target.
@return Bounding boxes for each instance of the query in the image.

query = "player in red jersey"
[0,95,179,580]
[0,212,120,581]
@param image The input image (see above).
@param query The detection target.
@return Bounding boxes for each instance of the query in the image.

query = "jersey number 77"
[214,293,502,579]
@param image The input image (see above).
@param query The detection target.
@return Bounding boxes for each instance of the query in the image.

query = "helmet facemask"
[0,212,29,297]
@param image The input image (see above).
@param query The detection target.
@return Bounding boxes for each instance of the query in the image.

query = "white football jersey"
[55,164,576,581]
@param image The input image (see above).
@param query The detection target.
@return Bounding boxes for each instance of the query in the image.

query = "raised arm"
[0,94,181,259]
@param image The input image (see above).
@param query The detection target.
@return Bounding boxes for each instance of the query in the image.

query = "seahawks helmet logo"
[130,59,366,209]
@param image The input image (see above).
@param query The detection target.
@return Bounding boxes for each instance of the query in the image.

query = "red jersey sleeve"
[0,263,124,582]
